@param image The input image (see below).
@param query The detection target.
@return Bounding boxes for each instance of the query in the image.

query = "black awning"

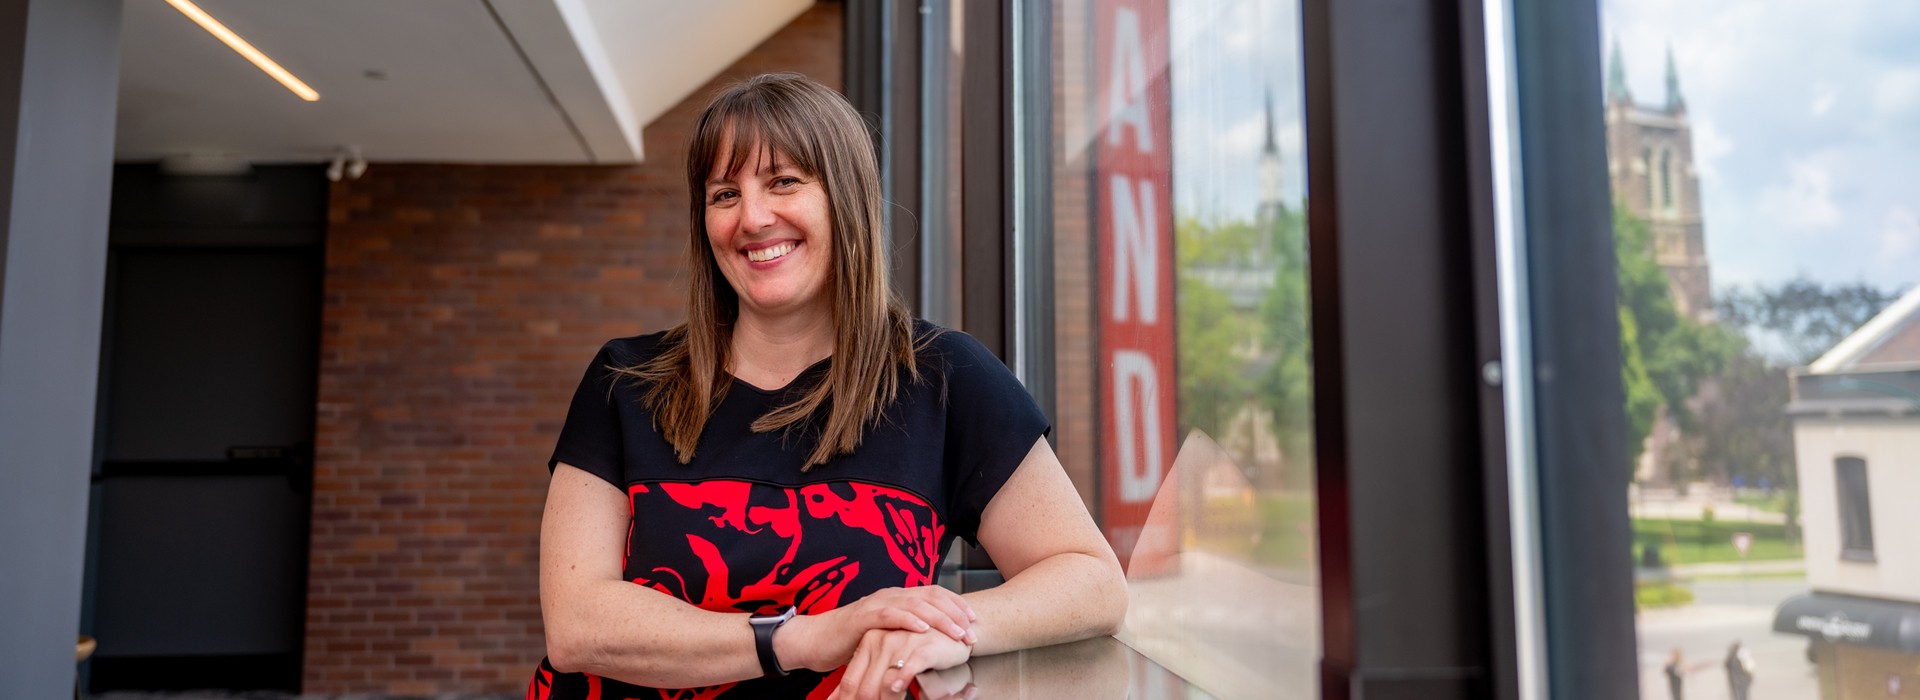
[1773,593,1920,653]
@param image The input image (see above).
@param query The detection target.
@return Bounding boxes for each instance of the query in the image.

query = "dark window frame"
[847,0,1637,696]
[1836,455,1876,561]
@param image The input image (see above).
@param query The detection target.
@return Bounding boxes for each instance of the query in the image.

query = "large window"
[1599,2,1920,697]
[1837,457,1874,560]
[1018,0,1317,696]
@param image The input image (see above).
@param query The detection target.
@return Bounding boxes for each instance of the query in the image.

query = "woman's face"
[703,139,834,321]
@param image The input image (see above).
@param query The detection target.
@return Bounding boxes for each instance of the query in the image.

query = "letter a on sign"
[1106,8,1153,153]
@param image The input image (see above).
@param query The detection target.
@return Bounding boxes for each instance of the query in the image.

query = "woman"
[530,73,1127,700]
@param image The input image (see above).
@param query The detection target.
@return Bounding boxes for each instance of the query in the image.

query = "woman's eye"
[709,190,737,204]
[774,176,802,188]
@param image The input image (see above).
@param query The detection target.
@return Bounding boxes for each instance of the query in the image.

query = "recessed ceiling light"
[164,0,320,102]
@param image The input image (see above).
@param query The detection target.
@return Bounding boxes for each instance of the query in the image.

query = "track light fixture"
[327,147,368,182]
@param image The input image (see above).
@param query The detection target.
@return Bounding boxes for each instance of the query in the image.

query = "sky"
[1168,0,1307,224]
[1604,0,1920,294]
[1167,0,1920,295]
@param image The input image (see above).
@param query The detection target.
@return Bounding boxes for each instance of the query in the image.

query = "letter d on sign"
[1113,349,1163,502]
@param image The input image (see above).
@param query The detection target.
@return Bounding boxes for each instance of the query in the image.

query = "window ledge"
[1840,550,1878,563]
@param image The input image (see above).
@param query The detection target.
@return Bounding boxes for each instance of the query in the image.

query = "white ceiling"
[115,0,815,165]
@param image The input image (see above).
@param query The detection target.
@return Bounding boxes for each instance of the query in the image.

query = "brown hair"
[620,72,925,471]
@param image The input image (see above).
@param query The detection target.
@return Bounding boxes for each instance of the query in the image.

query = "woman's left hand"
[828,628,973,700]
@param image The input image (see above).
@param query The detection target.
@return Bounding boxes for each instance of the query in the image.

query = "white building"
[1772,285,1920,698]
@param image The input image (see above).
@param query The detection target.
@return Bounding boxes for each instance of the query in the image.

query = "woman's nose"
[739,190,777,232]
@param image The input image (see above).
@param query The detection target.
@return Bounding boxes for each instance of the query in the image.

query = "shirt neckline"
[729,356,832,396]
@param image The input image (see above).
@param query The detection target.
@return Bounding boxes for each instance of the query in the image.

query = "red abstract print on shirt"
[626,480,945,617]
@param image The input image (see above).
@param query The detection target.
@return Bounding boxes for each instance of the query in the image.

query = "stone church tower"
[1605,41,1713,321]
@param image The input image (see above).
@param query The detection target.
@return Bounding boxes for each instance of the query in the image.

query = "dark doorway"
[83,164,327,693]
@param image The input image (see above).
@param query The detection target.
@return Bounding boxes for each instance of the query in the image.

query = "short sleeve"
[937,331,1052,545]
[548,342,628,488]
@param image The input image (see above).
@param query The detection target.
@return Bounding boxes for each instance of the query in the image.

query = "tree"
[1614,205,1737,474]
[1174,206,1313,486]
[1619,306,1660,463]
[1694,352,1794,490]
[1717,278,1903,365]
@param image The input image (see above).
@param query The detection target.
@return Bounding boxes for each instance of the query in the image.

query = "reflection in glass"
[1032,0,1314,697]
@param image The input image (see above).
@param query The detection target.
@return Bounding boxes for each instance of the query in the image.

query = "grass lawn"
[1633,517,1801,566]
[1189,492,1316,569]
[1635,581,1695,609]
[1253,493,1315,568]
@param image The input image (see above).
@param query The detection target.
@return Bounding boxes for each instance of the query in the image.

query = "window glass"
[921,0,965,328]
[1021,0,1316,696]
[1836,457,1873,560]
[1606,3,1920,696]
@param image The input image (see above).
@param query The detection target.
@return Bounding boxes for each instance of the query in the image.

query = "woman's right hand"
[777,586,977,672]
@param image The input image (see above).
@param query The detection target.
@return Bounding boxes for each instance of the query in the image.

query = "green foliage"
[1174,206,1313,483]
[1175,257,1248,433]
[1613,205,1737,475]
[1634,581,1695,609]
[1619,307,1660,460]
[1695,353,1795,489]
[1718,277,1904,365]
[1631,517,1802,564]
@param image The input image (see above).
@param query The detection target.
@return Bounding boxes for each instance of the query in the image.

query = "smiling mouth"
[746,241,798,263]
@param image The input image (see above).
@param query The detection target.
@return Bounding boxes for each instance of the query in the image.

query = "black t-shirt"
[527,321,1050,700]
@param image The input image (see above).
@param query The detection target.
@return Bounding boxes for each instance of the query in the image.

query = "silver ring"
[892,659,907,669]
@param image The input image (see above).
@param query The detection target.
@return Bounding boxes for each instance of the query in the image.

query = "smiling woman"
[530,73,1127,700]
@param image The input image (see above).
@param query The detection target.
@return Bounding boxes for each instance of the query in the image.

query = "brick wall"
[1050,0,1098,511]
[303,5,842,695]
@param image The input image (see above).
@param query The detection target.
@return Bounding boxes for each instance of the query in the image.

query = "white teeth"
[746,241,797,263]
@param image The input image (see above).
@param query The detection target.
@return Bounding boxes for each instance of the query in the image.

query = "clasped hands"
[772,586,979,699]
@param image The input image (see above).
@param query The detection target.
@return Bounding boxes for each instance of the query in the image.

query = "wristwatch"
[748,605,798,677]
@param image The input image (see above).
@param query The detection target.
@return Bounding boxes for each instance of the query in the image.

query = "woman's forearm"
[961,550,1128,656]
[545,579,765,688]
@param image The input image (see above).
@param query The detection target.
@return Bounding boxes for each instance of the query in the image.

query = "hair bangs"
[692,89,825,189]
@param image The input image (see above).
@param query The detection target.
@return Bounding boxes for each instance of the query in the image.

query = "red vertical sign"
[1094,0,1174,568]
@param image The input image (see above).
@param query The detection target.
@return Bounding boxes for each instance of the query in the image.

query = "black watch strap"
[750,606,797,677]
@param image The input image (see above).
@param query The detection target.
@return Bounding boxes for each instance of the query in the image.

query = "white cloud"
[1691,117,1735,179]
[1220,3,1262,56]
[1219,113,1263,153]
[1759,157,1843,231]
[1872,68,1920,121]
[1880,206,1920,259]
[1811,84,1838,116]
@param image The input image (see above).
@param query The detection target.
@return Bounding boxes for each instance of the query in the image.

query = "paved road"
[1638,577,1816,700]
[1630,499,1788,525]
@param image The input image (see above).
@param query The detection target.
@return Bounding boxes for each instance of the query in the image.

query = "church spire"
[1664,44,1685,112]
[1262,87,1279,157]
[1258,85,1284,226]
[1607,37,1630,103]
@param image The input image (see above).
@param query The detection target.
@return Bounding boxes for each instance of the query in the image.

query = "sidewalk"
[1629,499,1787,525]
[1669,560,1805,577]
[1628,485,1789,525]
